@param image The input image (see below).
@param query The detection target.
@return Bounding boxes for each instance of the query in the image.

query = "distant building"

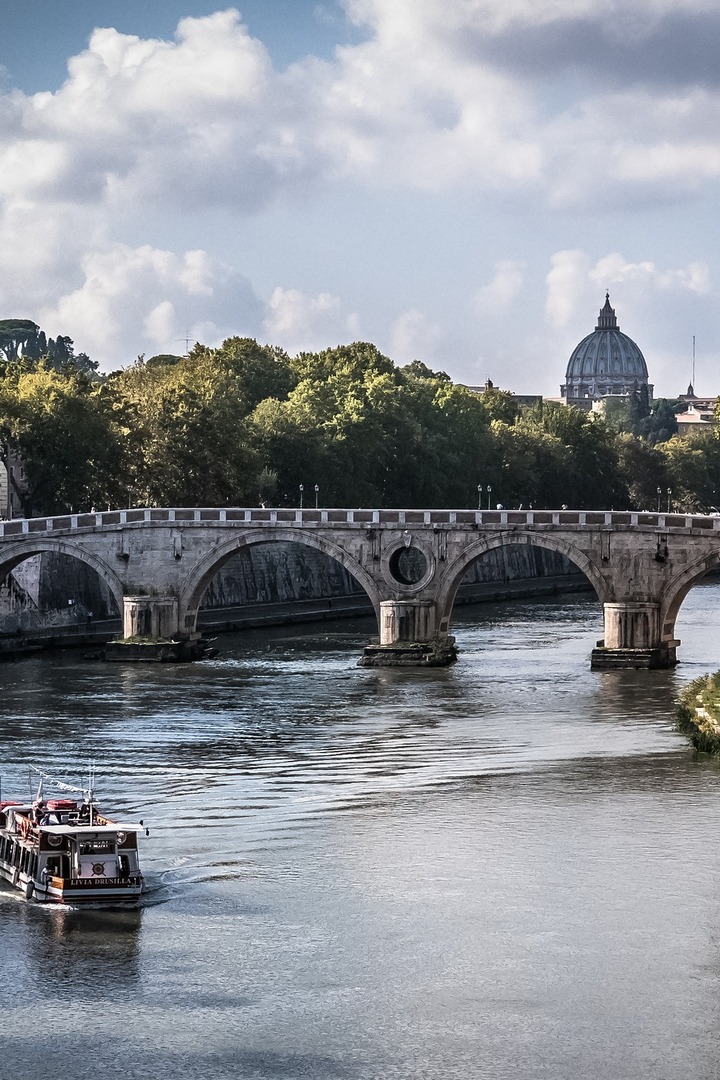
[560,294,653,408]
[465,300,718,431]
[674,386,717,437]
[675,404,715,435]
[461,379,542,409]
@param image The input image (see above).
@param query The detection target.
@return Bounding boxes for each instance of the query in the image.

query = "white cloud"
[388,309,442,363]
[40,244,261,365]
[344,0,720,42]
[143,300,176,347]
[2,4,720,372]
[545,250,591,328]
[474,261,525,316]
[264,286,360,353]
[2,3,720,224]
[590,253,711,295]
[546,248,713,332]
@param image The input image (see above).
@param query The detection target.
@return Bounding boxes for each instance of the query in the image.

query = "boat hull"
[0,856,143,906]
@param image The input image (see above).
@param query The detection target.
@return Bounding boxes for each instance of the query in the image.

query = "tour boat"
[0,770,147,906]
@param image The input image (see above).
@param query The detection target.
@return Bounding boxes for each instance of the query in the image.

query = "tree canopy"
[0,319,97,376]
[1,323,718,516]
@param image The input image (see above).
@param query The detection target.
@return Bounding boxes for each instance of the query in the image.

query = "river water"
[2,585,720,1080]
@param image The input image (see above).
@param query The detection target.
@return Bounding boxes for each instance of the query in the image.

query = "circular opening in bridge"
[388,546,428,586]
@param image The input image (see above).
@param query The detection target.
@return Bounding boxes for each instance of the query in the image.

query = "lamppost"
[477,484,483,510]
[487,484,492,510]
[656,486,662,513]
[299,483,304,509]
[667,487,672,513]
[314,484,320,509]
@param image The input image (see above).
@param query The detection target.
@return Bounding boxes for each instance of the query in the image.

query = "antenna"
[692,335,696,391]
[175,332,192,356]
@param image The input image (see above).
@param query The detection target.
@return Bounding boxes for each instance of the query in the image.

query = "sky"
[1,0,719,397]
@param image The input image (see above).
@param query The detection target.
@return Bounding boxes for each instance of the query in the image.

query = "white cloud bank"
[264,287,360,354]
[1,3,720,378]
[39,244,261,365]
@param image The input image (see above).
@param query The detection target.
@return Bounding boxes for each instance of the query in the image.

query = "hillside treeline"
[0,332,718,516]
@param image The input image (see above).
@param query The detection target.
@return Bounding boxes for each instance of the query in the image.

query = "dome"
[561,294,653,401]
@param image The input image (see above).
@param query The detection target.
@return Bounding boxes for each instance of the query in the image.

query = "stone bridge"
[2,506,720,668]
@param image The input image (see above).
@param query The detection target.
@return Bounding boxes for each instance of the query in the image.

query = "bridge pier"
[122,595,181,640]
[105,595,205,662]
[358,600,457,667]
[591,602,678,670]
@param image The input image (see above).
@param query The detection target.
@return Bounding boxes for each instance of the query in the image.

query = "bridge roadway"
[2,506,720,668]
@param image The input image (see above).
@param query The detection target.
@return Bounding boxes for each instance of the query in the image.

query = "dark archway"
[437,534,604,635]
[661,554,720,646]
[0,541,123,636]
[181,532,380,634]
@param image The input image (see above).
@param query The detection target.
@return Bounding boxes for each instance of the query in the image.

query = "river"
[2,585,720,1080]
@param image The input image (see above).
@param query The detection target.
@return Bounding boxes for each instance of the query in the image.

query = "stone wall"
[461,543,577,585]
[201,543,364,606]
[201,542,580,606]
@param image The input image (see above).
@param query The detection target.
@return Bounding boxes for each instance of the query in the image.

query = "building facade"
[0,446,27,519]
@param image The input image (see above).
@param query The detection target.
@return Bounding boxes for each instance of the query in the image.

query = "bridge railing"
[1,507,720,538]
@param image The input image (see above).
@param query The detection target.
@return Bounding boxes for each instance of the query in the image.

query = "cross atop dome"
[596,292,618,331]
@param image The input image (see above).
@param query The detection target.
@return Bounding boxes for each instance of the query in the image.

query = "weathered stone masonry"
[2,507,720,668]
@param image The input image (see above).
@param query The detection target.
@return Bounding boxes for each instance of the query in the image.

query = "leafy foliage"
[676,673,720,754]
[0,319,97,376]
[1,322,720,516]
[0,365,123,514]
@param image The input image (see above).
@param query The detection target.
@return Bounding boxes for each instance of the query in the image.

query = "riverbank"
[676,672,720,753]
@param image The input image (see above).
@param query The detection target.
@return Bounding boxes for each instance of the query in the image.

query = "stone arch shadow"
[436,532,607,632]
[180,528,382,630]
[0,538,125,614]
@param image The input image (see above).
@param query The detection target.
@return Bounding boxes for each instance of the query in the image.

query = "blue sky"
[1,1,719,396]
[1,2,358,90]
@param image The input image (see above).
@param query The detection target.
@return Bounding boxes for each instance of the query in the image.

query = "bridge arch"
[660,551,720,643]
[180,528,382,628]
[0,538,125,614]
[436,532,607,632]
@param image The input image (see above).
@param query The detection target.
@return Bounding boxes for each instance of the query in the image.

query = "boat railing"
[16,815,38,842]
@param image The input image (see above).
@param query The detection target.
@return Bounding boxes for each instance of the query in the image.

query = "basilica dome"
[561,294,652,401]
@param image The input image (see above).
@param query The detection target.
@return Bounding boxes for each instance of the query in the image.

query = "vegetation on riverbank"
[2,319,720,516]
[676,673,720,753]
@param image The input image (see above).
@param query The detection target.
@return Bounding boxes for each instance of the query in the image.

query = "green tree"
[107,340,294,506]
[0,365,123,514]
[514,402,630,508]
[0,319,97,375]
[659,432,720,512]
[615,434,667,509]
[638,399,679,444]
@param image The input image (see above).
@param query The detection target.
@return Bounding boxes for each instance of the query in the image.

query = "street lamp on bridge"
[299,483,304,509]
[667,487,672,513]
[657,486,662,513]
[315,484,320,509]
[487,484,492,510]
[477,484,483,510]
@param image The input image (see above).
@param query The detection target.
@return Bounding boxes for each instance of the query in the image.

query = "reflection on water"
[1,588,720,1078]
